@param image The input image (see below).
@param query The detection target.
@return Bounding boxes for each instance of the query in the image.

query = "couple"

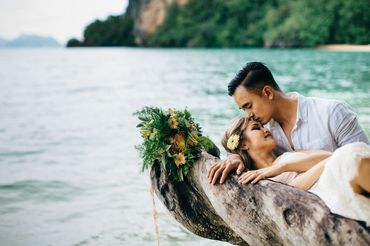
[207,62,370,225]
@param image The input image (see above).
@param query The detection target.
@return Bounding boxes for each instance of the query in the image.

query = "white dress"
[272,142,370,226]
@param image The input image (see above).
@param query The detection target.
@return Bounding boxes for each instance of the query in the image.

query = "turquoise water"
[0,48,369,245]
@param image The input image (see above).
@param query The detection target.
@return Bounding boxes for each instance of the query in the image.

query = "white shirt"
[266,92,369,156]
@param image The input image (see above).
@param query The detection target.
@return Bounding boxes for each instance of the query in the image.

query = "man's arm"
[329,102,369,147]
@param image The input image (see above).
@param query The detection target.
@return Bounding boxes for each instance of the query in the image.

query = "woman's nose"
[248,111,254,118]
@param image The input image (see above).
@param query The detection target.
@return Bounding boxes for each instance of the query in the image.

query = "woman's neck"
[250,151,276,169]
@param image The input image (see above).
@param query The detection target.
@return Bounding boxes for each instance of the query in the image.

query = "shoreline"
[316,44,370,52]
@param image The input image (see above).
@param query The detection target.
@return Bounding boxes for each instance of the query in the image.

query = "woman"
[217,116,370,225]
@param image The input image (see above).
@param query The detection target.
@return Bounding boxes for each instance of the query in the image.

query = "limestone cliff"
[126,0,188,45]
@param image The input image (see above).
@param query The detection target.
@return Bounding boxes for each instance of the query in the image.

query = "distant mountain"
[0,34,61,47]
[0,38,7,47]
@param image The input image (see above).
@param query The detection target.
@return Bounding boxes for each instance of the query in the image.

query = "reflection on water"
[0,48,369,245]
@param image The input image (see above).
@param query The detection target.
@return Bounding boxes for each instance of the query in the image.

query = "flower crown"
[227,134,240,151]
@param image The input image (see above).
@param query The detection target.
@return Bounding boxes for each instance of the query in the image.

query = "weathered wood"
[150,150,370,245]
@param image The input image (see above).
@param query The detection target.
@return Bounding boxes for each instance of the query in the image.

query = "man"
[208,62,369,185]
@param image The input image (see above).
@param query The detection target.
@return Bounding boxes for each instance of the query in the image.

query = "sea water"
[0,48,369,245]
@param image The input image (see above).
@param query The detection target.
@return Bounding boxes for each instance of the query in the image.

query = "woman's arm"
[239,150,331,184]
[287,158,328,190]
[280,150,331,173]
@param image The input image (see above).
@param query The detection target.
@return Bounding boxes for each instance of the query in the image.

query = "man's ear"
[262,86,274,100]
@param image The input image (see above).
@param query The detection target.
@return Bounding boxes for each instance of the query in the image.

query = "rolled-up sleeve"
[329,102,369,147]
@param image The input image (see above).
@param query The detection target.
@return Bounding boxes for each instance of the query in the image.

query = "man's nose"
[248,111,254,118]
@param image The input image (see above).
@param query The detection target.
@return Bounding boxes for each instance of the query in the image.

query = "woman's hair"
[221,116,254,170]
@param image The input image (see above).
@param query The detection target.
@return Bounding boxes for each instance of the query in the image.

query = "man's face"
[233,85,274,125]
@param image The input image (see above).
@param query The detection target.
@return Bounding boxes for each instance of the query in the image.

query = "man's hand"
[207,154,245,185]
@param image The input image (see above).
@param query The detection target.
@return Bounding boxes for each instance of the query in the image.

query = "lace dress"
[271,142,370,226]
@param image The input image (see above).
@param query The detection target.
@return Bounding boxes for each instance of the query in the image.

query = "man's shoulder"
[298,94,357,125]
[302,94,340,105]
[300,94,347,112]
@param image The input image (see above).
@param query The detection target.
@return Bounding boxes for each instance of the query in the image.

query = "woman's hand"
[208,154,245,185]
[239,164,285,184]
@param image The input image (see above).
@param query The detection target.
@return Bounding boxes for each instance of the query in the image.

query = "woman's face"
[241,119,277,152]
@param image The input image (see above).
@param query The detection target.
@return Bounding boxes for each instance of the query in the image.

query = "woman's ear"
[262,86,274,100]
[241,143,249,151]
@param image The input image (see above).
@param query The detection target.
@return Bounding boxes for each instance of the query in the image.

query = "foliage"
[134,107,213,181]
[334,0,370,44]
[147,0,369,47]
[68,0,369,47]
[66,38,81,47]
[66,14,135,47]
[147,0,272,47]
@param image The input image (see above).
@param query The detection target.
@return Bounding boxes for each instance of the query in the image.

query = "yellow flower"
[140,129,151,139]
[227,134,240,151]
[187,132,198,146]
[167,108,176,117]
[174,153,186,166]
[149,128,157,140]
[171,133,186,151]
[168,116,178,129]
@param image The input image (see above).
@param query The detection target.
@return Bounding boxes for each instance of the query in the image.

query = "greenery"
[67,0,369,48]
[66,38,81,47]
[66,15,135,47]
[149,0,369,47]
[135,107,213,181]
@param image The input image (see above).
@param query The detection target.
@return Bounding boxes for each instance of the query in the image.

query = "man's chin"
[261,117,273,125]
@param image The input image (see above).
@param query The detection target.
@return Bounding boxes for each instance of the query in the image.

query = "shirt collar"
[287,92,308,123]
[266,92,308,127]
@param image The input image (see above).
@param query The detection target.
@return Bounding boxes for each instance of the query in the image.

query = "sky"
[0,0,129,44]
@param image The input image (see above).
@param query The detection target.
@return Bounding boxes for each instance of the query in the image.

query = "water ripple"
[0,180,83,204]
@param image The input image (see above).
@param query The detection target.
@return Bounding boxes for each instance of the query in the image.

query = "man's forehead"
[234,90,253,108]
[235,86,257,99]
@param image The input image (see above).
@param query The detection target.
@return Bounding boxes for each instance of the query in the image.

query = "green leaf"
[135,106,213,182]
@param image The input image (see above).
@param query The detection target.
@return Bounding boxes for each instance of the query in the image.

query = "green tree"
[83,15,135,46]
[66,38,82,47]
[334,0,370,44]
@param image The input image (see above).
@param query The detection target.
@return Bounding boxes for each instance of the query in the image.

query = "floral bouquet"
[135,107,213,181]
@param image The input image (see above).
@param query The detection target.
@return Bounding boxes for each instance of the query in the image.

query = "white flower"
[227,134,240,151]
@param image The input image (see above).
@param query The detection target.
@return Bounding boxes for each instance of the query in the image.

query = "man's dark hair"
[228,62,281,96]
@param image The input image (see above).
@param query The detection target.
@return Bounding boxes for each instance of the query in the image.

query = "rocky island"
[67,0,369,48]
